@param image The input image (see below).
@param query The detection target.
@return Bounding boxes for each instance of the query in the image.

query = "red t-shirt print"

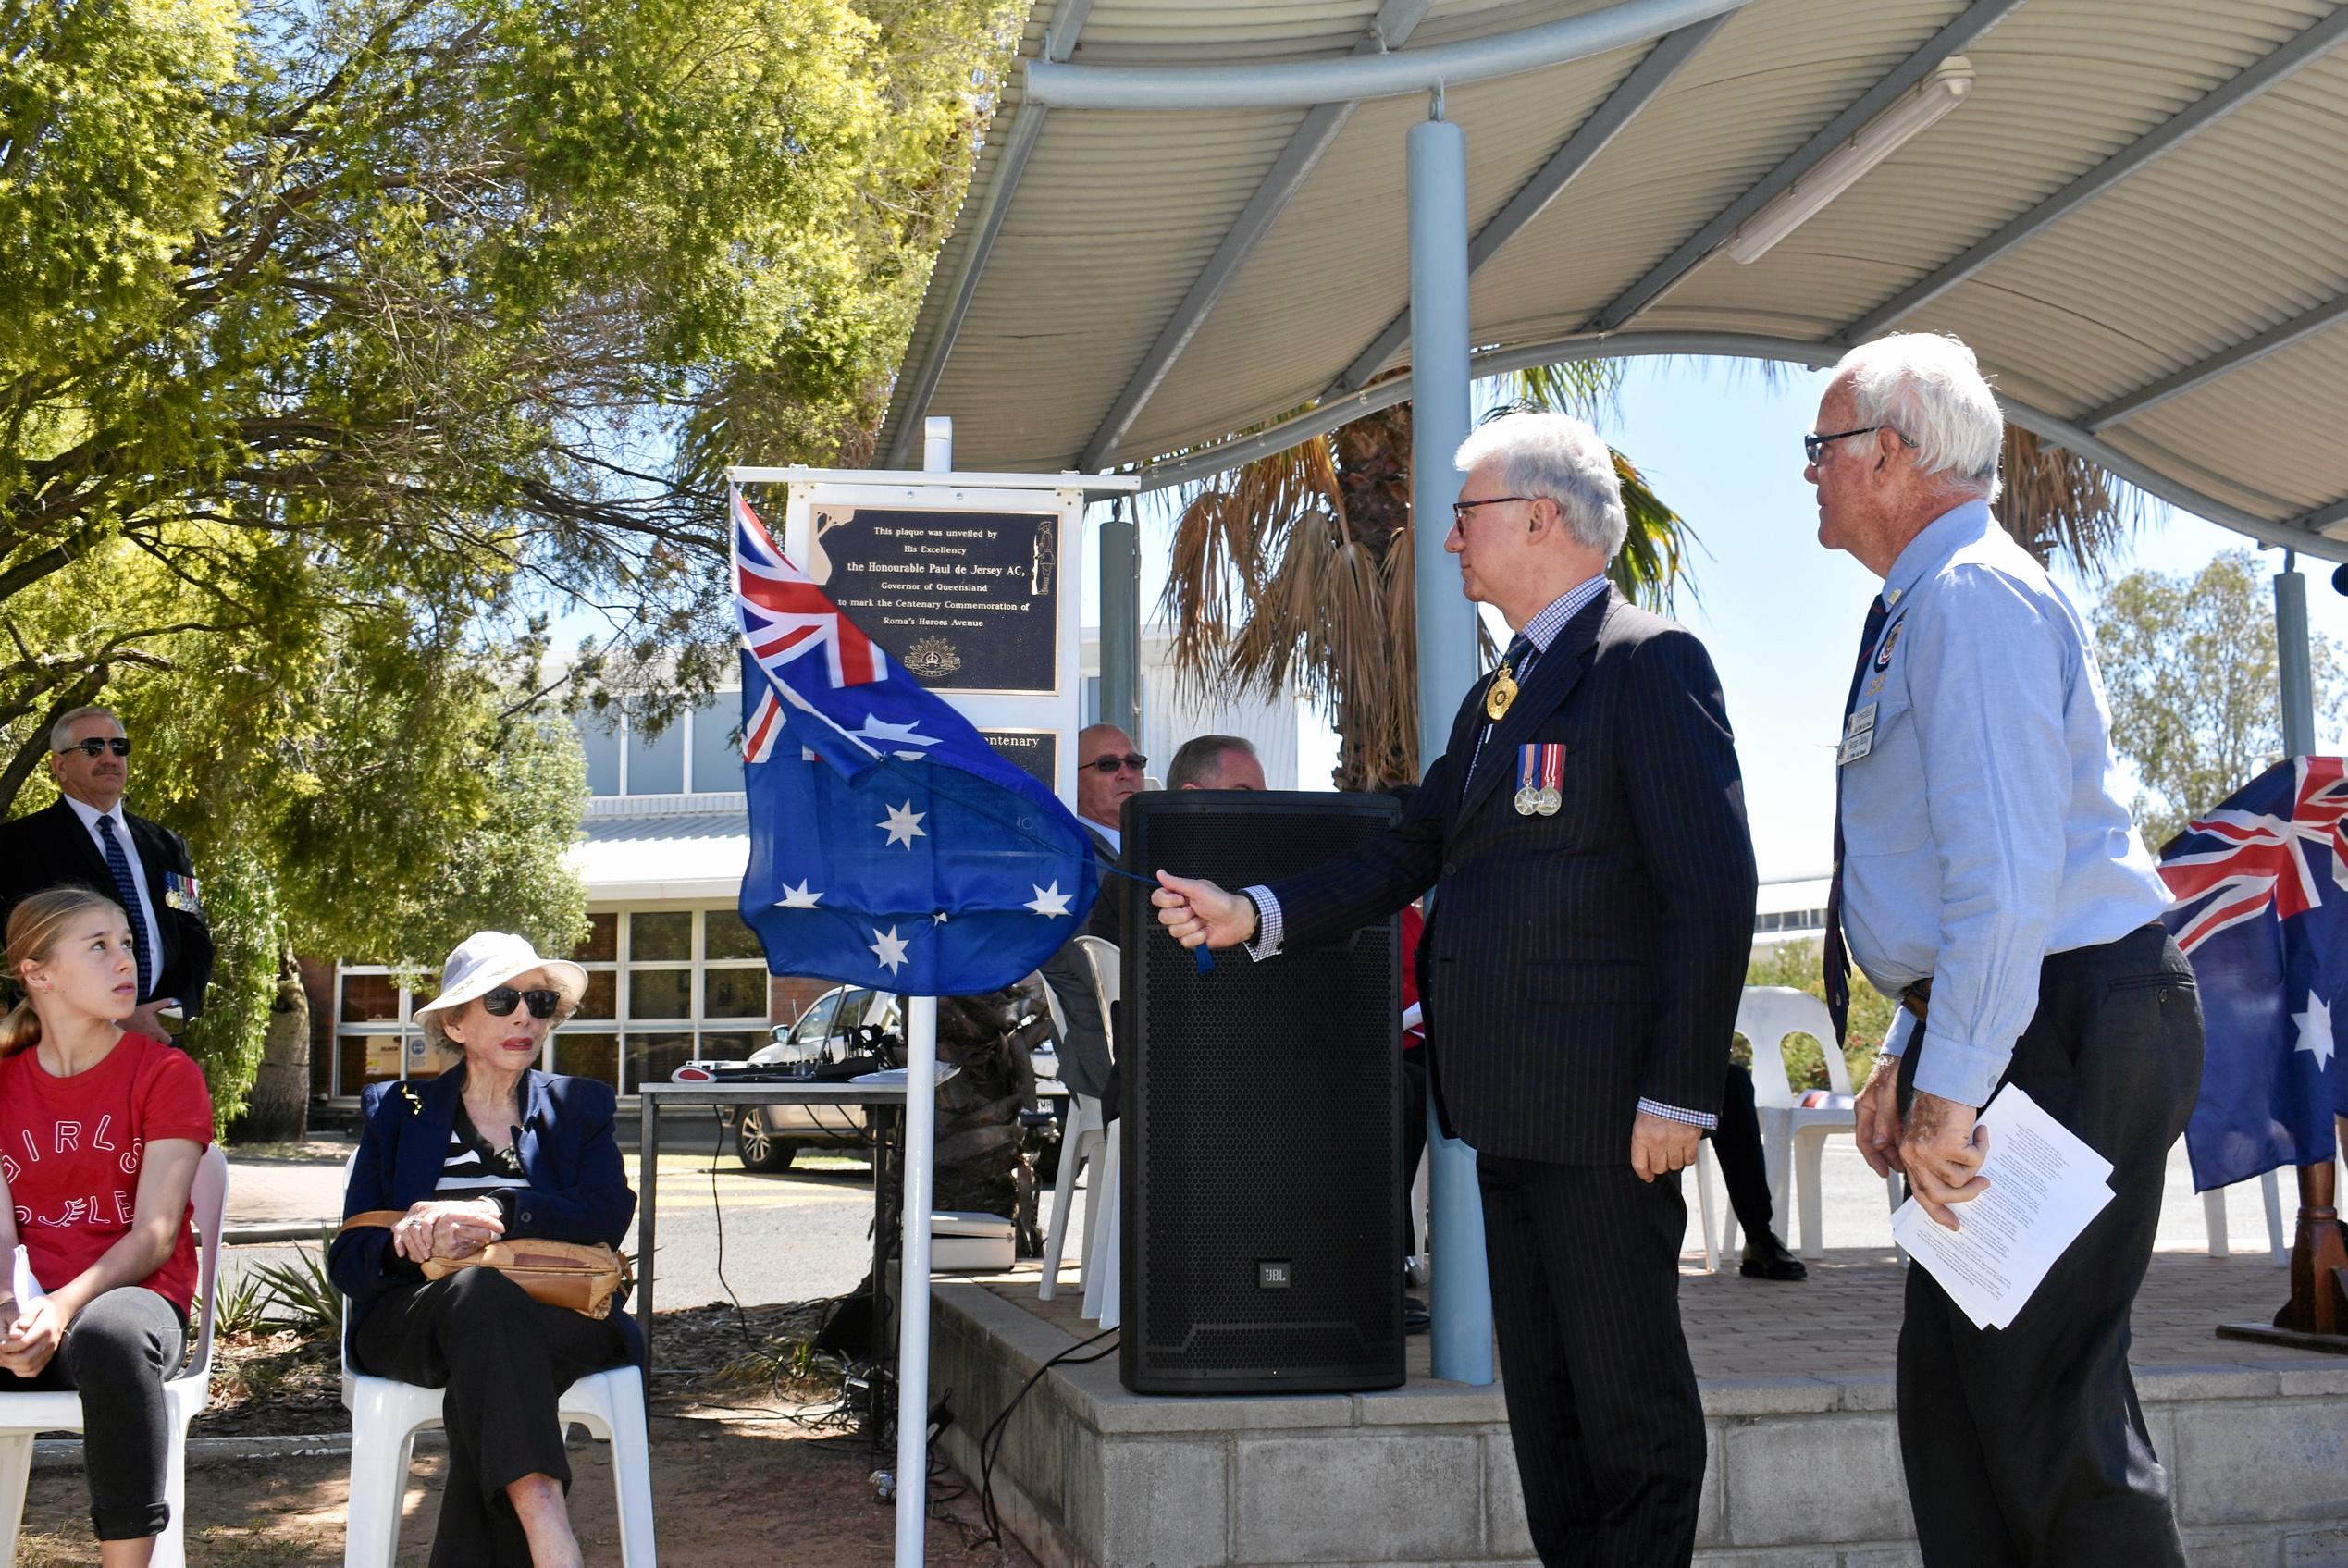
[0,1033,215,1314]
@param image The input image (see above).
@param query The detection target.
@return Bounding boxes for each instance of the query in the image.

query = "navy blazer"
[1267,589,1758,1166]
[329,1067,643,1364]
[0,798,216,1015]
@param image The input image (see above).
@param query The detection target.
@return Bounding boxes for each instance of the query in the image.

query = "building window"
[327,907,774,1096]
[574,697,746,799]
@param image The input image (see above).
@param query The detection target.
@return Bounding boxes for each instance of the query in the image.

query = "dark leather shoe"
[1738,1231,1808,1281]
[1403,1295,1431,1335]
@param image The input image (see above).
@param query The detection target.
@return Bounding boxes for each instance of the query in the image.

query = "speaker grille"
[1121,792,1403,1394]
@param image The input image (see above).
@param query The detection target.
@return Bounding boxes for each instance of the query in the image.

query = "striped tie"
[95,814,154,1001]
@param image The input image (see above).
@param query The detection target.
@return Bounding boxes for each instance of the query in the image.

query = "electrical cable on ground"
[973,1326,1120,1548]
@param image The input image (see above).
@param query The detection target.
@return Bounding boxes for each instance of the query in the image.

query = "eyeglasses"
[1450,496,1534,526]
[1804,426,1892,463]
[1083,754,1148,774]
[56,737,130,759]
[481,986,563,1019]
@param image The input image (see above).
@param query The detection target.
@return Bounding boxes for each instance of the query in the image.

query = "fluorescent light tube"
[1727,56,1976,265]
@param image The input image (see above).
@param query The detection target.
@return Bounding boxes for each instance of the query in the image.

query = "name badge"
[1837,703,1877,767]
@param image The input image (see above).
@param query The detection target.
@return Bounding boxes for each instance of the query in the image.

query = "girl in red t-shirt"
[0,887,212,1562]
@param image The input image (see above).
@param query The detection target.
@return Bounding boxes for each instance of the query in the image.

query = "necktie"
[1823,595,1890,1048]
[1467,632,1538,788]
[95,814,154,1002]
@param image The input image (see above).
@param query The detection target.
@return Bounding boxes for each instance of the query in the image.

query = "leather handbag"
[339,1210,632,1319]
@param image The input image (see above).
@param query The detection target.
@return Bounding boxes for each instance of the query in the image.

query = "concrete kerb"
[225,1221,339,1245]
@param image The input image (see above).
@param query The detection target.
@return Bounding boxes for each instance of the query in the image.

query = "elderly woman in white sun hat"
[328,931,637,1568]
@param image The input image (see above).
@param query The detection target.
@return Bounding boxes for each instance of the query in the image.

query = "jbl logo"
[1258,1261,1292,1290]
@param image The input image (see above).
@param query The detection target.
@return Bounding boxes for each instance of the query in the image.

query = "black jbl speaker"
[1118,790,1403,1395]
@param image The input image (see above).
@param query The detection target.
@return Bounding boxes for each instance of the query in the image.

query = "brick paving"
[994,1247,2330,1385]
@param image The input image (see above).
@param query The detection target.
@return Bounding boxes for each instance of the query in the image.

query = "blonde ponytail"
[1,887,129,1057]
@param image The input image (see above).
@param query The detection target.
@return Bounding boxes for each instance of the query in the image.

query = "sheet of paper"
[1890,1084,2115,1330]
[11,1244,45,1306]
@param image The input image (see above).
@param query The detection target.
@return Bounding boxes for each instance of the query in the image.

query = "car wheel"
[735,1106,799,1171]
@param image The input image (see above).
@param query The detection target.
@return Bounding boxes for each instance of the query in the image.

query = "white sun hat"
[412,931,588,1051]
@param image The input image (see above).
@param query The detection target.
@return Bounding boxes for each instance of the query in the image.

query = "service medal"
[1536,743,1563,815]
[1514,745,1541,815]
[1486,667,1518,721]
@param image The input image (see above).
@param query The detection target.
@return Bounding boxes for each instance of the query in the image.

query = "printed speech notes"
[1890,1085,2114,1330]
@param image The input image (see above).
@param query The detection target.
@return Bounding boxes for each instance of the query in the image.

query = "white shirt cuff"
[1909,1024,2008,1110]
[1241,885,1282,959]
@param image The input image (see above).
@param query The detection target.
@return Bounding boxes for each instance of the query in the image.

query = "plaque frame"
[727,465,1135,804]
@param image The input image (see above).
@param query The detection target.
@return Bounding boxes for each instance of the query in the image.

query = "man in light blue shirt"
[1811,333,2201,1566]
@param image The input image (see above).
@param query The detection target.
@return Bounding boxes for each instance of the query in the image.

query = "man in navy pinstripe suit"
[1155,411,1757,1566]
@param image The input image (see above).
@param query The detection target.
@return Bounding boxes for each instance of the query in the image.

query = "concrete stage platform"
[932,1250,2348,1567]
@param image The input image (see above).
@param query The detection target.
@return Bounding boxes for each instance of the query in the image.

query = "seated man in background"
[1040,731,1266,1120]
[1164,734,1266,793]
[1713,1064,1805,1281]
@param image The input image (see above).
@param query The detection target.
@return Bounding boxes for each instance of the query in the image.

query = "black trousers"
[1479,1154,1704,1567]
[1711,1063,1776,1241]
[11,1286,185,1541]
[353,1268,632,1567]
[1895,921,2202,1567]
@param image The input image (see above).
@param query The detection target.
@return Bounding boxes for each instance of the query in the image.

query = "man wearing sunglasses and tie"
[1072,723,1147,945]
[0,707,213,1042]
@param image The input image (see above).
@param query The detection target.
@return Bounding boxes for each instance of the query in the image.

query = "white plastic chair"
[1692,1141,1724,1272]
[0,1143,228,1568]
[1738,986,1897,1260]
[1071,936,1122,1329]
[337,1155,658,1566]
[2203,1170,2288,1265]
[1034,978,1109,1304]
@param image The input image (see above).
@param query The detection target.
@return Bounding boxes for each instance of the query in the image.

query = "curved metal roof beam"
[1838,6,2348,345]
[1328,13,1733,398]
[2082,292,2348,433]
[883,2,1095,467]
[1592,0,2028,334]
[1074,0,1441,473]
[1129,329,2348,563]
[1022,0,1752,112]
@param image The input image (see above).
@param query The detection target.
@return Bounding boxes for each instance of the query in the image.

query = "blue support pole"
[1407,103,1493,1387]
[1099,502,1143,741]
[2277,551,2316,758]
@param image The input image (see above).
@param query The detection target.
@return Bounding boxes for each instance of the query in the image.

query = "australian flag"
[2158,757,2348,1191]
[730,488,1098,995]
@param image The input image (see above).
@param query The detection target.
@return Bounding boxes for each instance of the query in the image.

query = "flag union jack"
[2159,756,2348,952]
[734,488,884,687]
[732,488,887,762]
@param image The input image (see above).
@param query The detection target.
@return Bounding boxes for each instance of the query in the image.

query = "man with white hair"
[1155,409,1758,1564]
[1810,333,2199,1562]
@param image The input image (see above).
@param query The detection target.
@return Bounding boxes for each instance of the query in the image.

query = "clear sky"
[1091,356,2348,883]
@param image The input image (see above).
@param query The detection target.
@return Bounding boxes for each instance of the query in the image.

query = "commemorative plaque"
[980,730,1057,793]
[808,505,1058,694]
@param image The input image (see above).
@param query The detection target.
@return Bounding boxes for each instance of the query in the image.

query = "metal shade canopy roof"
[879,0,2348,558]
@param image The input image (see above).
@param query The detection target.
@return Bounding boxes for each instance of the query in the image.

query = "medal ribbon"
[1518,745,1539,798]
[1541,744,1563,796]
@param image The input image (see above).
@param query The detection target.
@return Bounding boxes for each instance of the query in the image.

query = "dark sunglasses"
[57,737,130,759]
[1083,753,1148,774]
[481,986,562,1019]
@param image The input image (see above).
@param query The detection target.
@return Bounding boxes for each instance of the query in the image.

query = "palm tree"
[1161,360,2138,793]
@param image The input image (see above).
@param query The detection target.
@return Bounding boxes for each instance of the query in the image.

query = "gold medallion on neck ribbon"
[1486,667,1519,722]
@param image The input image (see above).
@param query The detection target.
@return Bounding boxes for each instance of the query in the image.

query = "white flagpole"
[893,994,939,1564]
